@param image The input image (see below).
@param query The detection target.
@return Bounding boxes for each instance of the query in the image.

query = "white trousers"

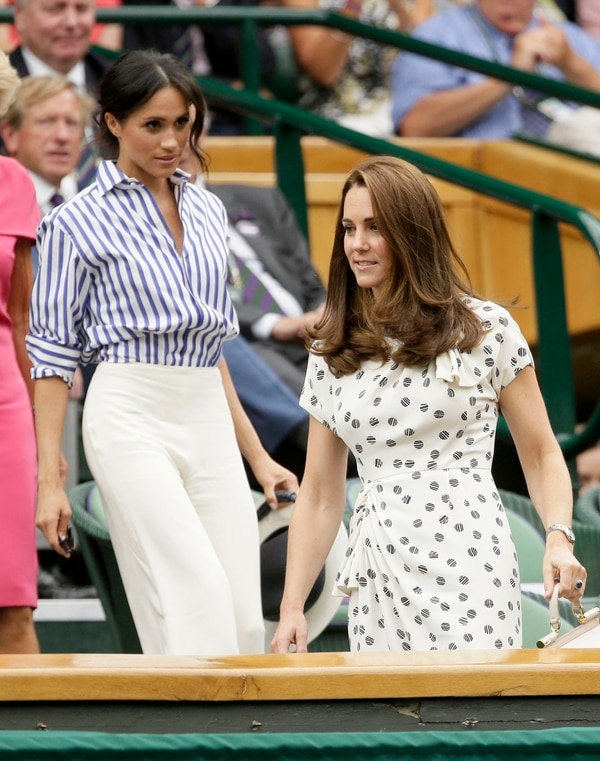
[82,362,265,655]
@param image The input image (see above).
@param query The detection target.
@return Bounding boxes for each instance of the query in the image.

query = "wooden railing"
[3,649,600,702]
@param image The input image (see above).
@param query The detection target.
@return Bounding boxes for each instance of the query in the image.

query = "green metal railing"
[2,6,599,461]
[4,6,600,114]
[91,6,600,107]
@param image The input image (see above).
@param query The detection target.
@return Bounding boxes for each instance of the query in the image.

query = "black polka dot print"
[301,299,533,652]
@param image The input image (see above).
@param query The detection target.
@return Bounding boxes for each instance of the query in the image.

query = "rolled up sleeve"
[27,217,91,387]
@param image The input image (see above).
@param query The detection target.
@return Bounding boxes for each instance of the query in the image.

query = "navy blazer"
[9,46,111,98]
[208,183,327,359]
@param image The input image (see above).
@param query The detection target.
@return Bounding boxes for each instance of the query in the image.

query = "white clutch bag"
[536,585,600,649]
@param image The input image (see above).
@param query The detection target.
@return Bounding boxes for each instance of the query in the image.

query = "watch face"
[562,526,575,543]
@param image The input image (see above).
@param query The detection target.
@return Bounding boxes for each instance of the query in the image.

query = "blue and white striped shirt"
[27,160,238,385]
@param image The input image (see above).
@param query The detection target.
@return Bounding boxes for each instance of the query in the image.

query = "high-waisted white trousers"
[82,362,265,655]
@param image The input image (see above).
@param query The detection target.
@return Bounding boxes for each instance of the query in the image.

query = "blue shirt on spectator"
[391,4,600,138]
[27,160,238,386]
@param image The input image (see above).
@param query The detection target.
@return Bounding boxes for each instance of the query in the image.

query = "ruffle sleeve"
[299,346,338,433]
[434,299,533,395]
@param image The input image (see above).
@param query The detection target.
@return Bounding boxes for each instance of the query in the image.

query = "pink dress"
[0,157,40,608]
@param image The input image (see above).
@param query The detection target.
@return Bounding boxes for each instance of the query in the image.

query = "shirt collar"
[30,171,79,214]
[20,47,86,92]
[96,160,192,196]
[30,171,58,212]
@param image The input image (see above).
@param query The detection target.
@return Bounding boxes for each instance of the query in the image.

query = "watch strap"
[546,523,575,543]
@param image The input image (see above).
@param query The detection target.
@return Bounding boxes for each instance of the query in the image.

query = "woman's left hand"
[543,538,587,604]
[252,456,299,508]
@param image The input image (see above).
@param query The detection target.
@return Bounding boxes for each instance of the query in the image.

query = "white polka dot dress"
[300,299,534,652]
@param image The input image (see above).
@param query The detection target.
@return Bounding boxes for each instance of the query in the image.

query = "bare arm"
[34,376,72,556]
[218,357,299,505]
[270,303,326,343]
[400,77,512,137]
[271,416,348,653]
[288,0,425,88]
[499,366,586,602]
[281,0,361,87]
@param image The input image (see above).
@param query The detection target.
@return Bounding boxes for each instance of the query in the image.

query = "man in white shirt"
[1,74,93,217]
[9,0,109,90]
[8,0,111,188]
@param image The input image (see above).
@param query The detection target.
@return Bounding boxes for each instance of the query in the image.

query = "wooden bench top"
[2,649,599,702]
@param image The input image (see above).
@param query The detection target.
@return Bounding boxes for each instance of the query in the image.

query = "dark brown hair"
[311,155,484,375]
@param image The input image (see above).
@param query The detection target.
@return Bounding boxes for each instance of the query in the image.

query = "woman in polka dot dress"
[271,155,586,653]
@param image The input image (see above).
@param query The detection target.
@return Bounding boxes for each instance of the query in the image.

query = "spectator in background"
[0,0,122,54]
[280,0,563,137]
[0,75,93,219]
[8,0,110,187]
[209,179,327,397]
[573,1,600,39]
[281,0,424,137]
[392,0,600,140]
[181,111,328,398]
[9,0,111,88]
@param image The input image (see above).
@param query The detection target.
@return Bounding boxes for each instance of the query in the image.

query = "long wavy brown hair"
[310,156,485,376]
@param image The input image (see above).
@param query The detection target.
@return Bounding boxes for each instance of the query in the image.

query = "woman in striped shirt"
[27,50,298,655]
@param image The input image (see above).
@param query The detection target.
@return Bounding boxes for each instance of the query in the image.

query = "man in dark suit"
[9,0,111,189]
[10,0,110,90]
[209,182,327,396]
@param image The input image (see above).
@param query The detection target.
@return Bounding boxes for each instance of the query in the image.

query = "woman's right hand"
[270,608,309,654]
[36,484,73,557]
